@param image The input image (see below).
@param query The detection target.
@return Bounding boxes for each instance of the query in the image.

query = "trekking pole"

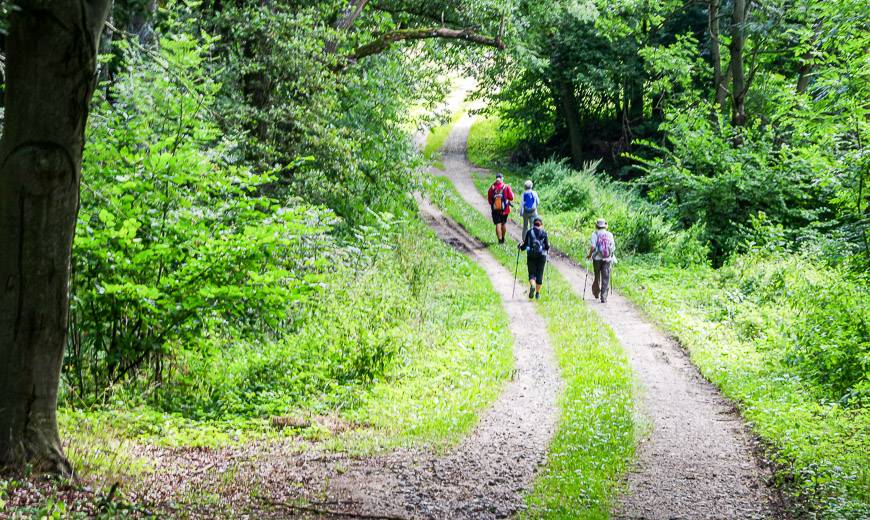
[582,260,589,300]
[512,246,521,298]
[541,255,548,298]
[610,261,614,296]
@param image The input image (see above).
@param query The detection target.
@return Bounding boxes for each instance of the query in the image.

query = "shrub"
[722,253,870,403]
[66,34,331,404]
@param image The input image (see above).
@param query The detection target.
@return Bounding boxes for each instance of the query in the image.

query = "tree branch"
[325,0,371,54]
[348,26,504,62]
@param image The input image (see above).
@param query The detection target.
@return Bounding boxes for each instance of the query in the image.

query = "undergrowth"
[466,120,870,518]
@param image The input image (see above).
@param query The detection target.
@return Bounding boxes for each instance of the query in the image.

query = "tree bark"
[559,81,584,168]
[347,26,504,63]
[325,0,370,54]
[0,0,110,475]
[709,0,729,111]
[796,20,822,94]
[729,0,747,126]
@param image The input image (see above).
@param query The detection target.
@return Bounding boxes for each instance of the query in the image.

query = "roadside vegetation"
[467,137,869,518]
[427,177,636,518]
[464,0,868,516]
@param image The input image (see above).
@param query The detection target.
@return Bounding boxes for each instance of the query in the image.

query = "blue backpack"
[522,191,536,212]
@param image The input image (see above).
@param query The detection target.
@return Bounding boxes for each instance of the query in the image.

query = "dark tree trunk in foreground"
[559,81,584,168]
[0,0,110,475]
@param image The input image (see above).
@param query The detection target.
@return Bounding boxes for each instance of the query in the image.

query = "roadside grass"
[427,176,636,518]
[423,104,466,168]
[59,217,512,452]
[466,120,870,518]
[22,216,514,516]
[466,115,521,168]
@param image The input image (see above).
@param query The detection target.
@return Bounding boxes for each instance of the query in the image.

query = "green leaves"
[67,30,333,403]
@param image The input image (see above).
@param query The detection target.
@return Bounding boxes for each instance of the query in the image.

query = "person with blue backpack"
[585,218,616,303]
[518,216,550,300]
[520,180,540,237]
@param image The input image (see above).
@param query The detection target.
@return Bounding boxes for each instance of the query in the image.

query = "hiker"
[518,216,550,300]
[585,218,616,303]
[487,173,514,244]
[520,180,540,238]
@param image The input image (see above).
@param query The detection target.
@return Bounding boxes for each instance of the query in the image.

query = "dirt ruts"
[130,197,563,519]
[438,110,784,519]
[266,199,563,519]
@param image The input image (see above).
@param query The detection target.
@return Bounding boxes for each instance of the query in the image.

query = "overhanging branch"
[348,26,505,62]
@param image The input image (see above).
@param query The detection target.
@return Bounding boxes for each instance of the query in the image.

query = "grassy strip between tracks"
[427,176,636,518]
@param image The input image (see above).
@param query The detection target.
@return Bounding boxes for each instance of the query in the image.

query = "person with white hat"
[585,218,616,303]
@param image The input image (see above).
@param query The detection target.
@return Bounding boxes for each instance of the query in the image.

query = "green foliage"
[523,159,703,261]
[67,34,331,403]
[638,110,842,264]
[465,115,522,168]
[720,253,870,403]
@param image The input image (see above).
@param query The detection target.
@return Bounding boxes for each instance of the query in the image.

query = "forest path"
[274,198,563,519]
[134,196,562,519]
[438,111,783,519]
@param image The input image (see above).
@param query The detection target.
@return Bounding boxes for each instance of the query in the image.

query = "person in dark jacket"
[517,217,550,299]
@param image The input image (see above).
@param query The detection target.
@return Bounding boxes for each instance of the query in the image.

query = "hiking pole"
[582,260,589,300]
[541,254,548,298]
[512,246,521,298]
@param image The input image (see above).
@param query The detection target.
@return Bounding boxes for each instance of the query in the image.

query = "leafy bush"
[722,253,870,403]
[639,109,842,264]
[541,174,592,212]
[530,159,704,259]
[66,34,331,403]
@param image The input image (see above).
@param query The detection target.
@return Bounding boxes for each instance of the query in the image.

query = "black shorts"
[491,210,508,225]
[527,254,547,284]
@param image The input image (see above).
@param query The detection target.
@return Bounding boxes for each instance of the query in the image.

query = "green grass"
[32,216,515,518]
[423,104,466,167]
[427,176,636,518]
[465,120,870,518]
[466,115,521,168]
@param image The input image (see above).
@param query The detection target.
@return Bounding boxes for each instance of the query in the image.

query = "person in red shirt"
[487,173,514,244]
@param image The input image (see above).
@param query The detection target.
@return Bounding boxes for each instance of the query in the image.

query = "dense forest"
[0,0,866,518]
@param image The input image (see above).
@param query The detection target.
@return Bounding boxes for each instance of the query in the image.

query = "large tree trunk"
[709,0,729,111]
[729,0,747,126]
[559,81,584,168]
[0,0,110,475]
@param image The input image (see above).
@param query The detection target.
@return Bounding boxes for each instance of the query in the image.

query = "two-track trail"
[271,198,564,519]
[437,110,784,519]
[132,200,563,519]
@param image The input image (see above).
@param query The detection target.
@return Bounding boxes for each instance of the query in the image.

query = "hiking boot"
[535,291,540,299]
[529,286,535,299]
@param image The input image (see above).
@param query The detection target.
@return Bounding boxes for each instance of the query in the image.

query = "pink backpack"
[595,232,610,258]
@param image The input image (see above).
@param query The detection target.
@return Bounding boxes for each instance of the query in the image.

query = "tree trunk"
[559,81,584,168]
[729,0,747,126]
[709,0,729,111]
[796,20,822,94]
[128,0,158,44]
[0,0,110,475]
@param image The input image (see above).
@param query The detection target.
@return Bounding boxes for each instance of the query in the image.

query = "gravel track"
[438,111,784,519]
[127,194,562,519]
